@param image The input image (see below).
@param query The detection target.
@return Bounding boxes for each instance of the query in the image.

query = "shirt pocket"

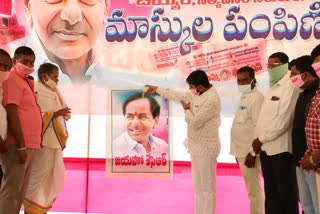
[235,106,248,123]
[22,88,36,106]
[264,99,280,119]
[191,102,200,112]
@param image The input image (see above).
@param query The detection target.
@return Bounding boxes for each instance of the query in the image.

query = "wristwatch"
[249,151,256,157]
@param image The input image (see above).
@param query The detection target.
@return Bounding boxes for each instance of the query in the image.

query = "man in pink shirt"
[0,46,42,214]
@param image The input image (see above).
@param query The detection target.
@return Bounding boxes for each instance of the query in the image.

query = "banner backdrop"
[0,0,319,170]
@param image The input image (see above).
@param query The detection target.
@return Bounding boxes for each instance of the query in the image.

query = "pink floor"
[46,159,261,214]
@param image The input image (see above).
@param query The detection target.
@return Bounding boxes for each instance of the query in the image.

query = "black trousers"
[260,152,299,214]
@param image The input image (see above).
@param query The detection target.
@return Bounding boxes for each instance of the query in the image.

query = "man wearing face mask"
[311,44,320,77]
[230,66,264,214]
[252,52,299,214]
[310,45,320,212]
[289,56,320,214]
[23,63,70,214]
[0,46,42,214]
[145,70,221,214]
[0,49,12,187]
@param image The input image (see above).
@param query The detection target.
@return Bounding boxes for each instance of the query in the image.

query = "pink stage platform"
[44,159,264,214]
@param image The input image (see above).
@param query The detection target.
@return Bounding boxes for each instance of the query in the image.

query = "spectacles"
[266,63,283,66]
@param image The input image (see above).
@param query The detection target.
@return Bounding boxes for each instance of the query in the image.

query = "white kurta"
[254,72,299,155]
[157,86,221,157]
[157,86,221,214]
[230,87,265,214]
[230,87,264,157]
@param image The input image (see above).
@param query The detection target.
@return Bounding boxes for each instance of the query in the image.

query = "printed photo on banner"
[106,89,172,178]
[176,39,268,82]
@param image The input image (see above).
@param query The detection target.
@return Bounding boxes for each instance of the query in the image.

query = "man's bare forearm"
[5,104,25,148]
[0,135,7,153]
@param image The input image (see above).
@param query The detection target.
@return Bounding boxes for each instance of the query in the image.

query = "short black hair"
[38,63,58,80]
[122,93,160,119]
[289,59,296,70]
[237,66,255,79]
[294,55,318,78]
[13,46,35,60]
[311,44,320,60]
[0,49,11,61]
[269,52,289,64]
[186,70,210,88]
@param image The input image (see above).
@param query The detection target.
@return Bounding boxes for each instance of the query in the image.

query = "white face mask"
[44,75,57,90]
[238,80,253,95]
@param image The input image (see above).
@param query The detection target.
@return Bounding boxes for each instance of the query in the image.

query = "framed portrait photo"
[106,89,173,179]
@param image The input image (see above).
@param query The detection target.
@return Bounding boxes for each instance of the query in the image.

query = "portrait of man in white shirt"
[112,92,168,158]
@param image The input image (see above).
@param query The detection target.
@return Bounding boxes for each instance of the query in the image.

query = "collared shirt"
[255,72,299,156]
[230,87,264,157]
[2,68,42,149]
[157,86,221,157]
[113,132,168,157]
[306,89,320,152]
[305,84,320,174]
[292,79,319,166]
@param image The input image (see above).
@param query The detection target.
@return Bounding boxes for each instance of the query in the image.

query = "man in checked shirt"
[300,51,320,214]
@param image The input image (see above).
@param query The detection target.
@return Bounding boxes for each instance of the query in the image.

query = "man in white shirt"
[23,63,70,214]
[252,52,299,214]
[145,70,221,214]
[230,66,264,214]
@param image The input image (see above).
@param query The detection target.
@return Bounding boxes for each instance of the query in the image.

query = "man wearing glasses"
[252,52,299,214]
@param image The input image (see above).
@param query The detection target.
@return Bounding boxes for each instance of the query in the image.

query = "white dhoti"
[23,146,65,214]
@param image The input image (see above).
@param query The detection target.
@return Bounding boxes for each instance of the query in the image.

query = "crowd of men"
[0,46,70,214]
[229,46,320,214]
